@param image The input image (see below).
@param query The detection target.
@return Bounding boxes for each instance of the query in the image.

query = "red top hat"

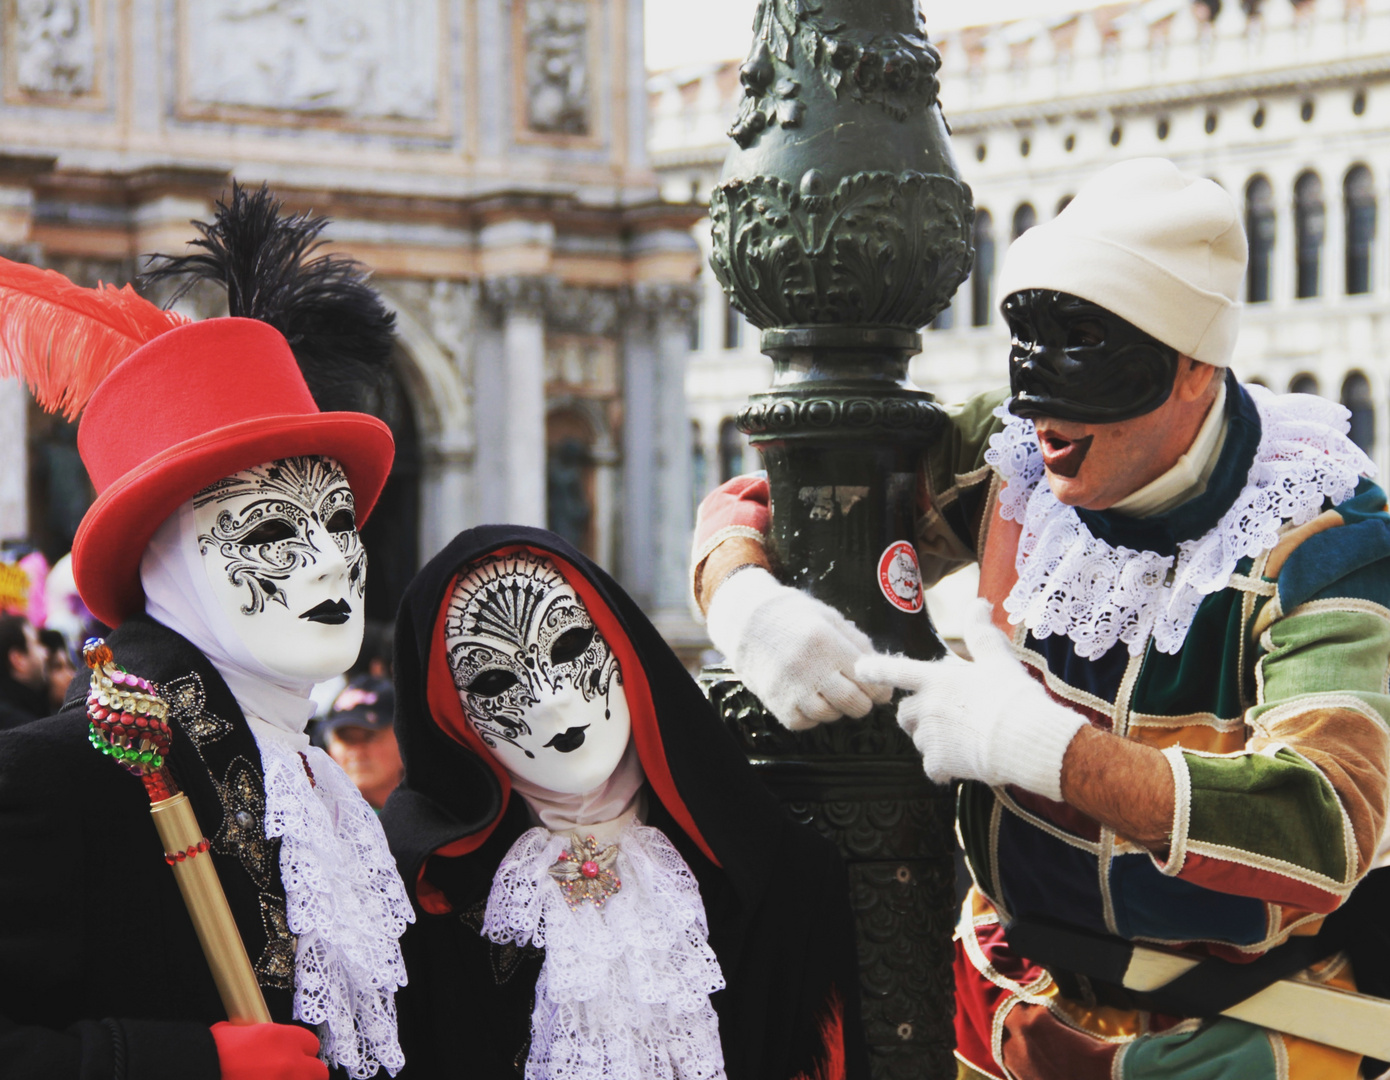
[72,317,395,628]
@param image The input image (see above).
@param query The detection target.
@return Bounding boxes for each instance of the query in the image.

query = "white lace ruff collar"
[983,385,1374,660]
[483,822,728,1080]
[253,730,414,1078]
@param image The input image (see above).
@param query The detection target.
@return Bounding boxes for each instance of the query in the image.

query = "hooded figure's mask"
[194,454,366,683]
[1003,289,1180,424]
[444,551,632,795]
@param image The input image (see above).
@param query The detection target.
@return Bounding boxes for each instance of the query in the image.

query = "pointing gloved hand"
[855,599,1088,800]
[211,1021,328,1080]
[706,566,893,731]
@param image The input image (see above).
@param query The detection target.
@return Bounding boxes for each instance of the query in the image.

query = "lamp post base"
[700,669,957,1080]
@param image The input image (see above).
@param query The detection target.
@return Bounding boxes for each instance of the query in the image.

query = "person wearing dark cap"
[321,677,403,811]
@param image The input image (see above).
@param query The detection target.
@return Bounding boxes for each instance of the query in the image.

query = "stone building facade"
[0,0,703,635]
[649,0,1390,630]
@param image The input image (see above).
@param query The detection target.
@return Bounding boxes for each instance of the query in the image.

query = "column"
[481,278,550,529]
[620,304,658,608]
[644,284,700,614]
[419,439,475,563]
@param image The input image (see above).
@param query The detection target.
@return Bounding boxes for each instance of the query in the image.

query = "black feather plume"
[139,182,397,414]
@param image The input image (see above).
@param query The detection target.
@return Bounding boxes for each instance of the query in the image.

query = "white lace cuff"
[1151,745,1193,877]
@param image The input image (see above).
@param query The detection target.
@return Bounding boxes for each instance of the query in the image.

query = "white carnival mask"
[444,552,631,795]
[194,455,366,682]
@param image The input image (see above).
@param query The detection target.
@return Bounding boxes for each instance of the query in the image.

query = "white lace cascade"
[256,736,414,1078]
[483,823,728,1080]
[983,385,1375,660]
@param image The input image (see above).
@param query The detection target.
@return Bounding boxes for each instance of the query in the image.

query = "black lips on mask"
[1003,290,1180,424]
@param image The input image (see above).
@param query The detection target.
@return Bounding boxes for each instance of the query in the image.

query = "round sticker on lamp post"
[878,540,924,613]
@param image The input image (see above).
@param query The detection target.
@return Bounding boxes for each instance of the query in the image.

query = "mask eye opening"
[550,626,595,665]
[241,519,297,546]
[325,508,356,533]
[1067,319,1106,349]
[466,668,520,698]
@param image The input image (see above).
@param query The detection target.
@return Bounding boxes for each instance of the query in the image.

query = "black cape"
[381,526,867,1080]
[0,615,303,1080]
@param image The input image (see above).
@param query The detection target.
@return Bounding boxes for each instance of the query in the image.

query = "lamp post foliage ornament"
[700,0,975,1076]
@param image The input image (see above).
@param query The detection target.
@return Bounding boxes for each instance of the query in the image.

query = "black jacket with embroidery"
[382,525,868,1080]
[0,614,300,1080]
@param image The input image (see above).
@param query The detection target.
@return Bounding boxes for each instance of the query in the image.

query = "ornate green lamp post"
[698,1,974,1076]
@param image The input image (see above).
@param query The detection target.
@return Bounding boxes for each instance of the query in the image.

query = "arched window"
[1341,371,1375,454]
[1345,165,1376,296]
[1012,203,1037,240]
[972,210,995,327]
[1056,194,1074,215]
[546,410,597,556]
[718,417,745,482]
[1245,175,1275,303]
[1289,373,1319,396]
[1294,171,1325,299]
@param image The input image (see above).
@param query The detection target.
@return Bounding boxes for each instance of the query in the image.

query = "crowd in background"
[1,549,406,810]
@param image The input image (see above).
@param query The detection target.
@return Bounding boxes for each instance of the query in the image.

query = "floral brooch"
[547,835,621,909]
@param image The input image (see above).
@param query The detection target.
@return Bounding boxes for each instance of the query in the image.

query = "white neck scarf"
[484,749,728,1080]
[985,385,1373,659]
[510,739,648,834]
[1110,380,1228,518]
[140,502,413,1078]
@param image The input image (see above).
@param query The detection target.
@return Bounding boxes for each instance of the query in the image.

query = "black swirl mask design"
[444,552,622,763]
[1003,289,1181,424]
[195,456,366,616]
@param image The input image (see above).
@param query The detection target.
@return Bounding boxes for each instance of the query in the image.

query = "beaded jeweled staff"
[84,638,271,1025]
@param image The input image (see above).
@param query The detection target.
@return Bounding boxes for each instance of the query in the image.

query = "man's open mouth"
[299,598,353,625]
[544,726,589,753]
[1037,432,1095,479]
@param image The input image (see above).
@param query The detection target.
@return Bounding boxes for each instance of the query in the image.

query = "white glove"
[706,566,893,731]
[855,599,1087,800]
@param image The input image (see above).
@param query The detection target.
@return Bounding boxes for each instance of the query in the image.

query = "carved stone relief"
[546,283,619,336]
[181,0,439,121]
[11,0,97,97]
[423,279,479,376]
[522,0,590,136]
[545,334,617,395]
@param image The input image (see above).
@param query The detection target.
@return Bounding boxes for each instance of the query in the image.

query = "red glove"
[211,1021,327,1080]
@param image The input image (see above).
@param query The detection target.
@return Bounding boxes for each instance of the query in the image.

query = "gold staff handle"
[82,639,272,1026]
[149,793,272,1024]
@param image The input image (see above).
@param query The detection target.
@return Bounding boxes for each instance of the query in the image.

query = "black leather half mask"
[1003,290,1180,424]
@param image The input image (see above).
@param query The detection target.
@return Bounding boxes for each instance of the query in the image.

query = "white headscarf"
[509,739,648,835]
[140,500,317,746]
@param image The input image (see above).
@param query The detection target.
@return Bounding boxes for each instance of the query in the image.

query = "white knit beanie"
[997,158,1247,366]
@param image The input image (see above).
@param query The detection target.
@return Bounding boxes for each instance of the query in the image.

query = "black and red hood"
[382,525,785,915]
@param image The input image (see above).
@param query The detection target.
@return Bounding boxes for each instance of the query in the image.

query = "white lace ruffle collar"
[253,729,415,1078]
[983,384,1374,660]
[483,821,728,1080]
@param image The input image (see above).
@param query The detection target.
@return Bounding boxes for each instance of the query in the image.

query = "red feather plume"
[0,256,189,420]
